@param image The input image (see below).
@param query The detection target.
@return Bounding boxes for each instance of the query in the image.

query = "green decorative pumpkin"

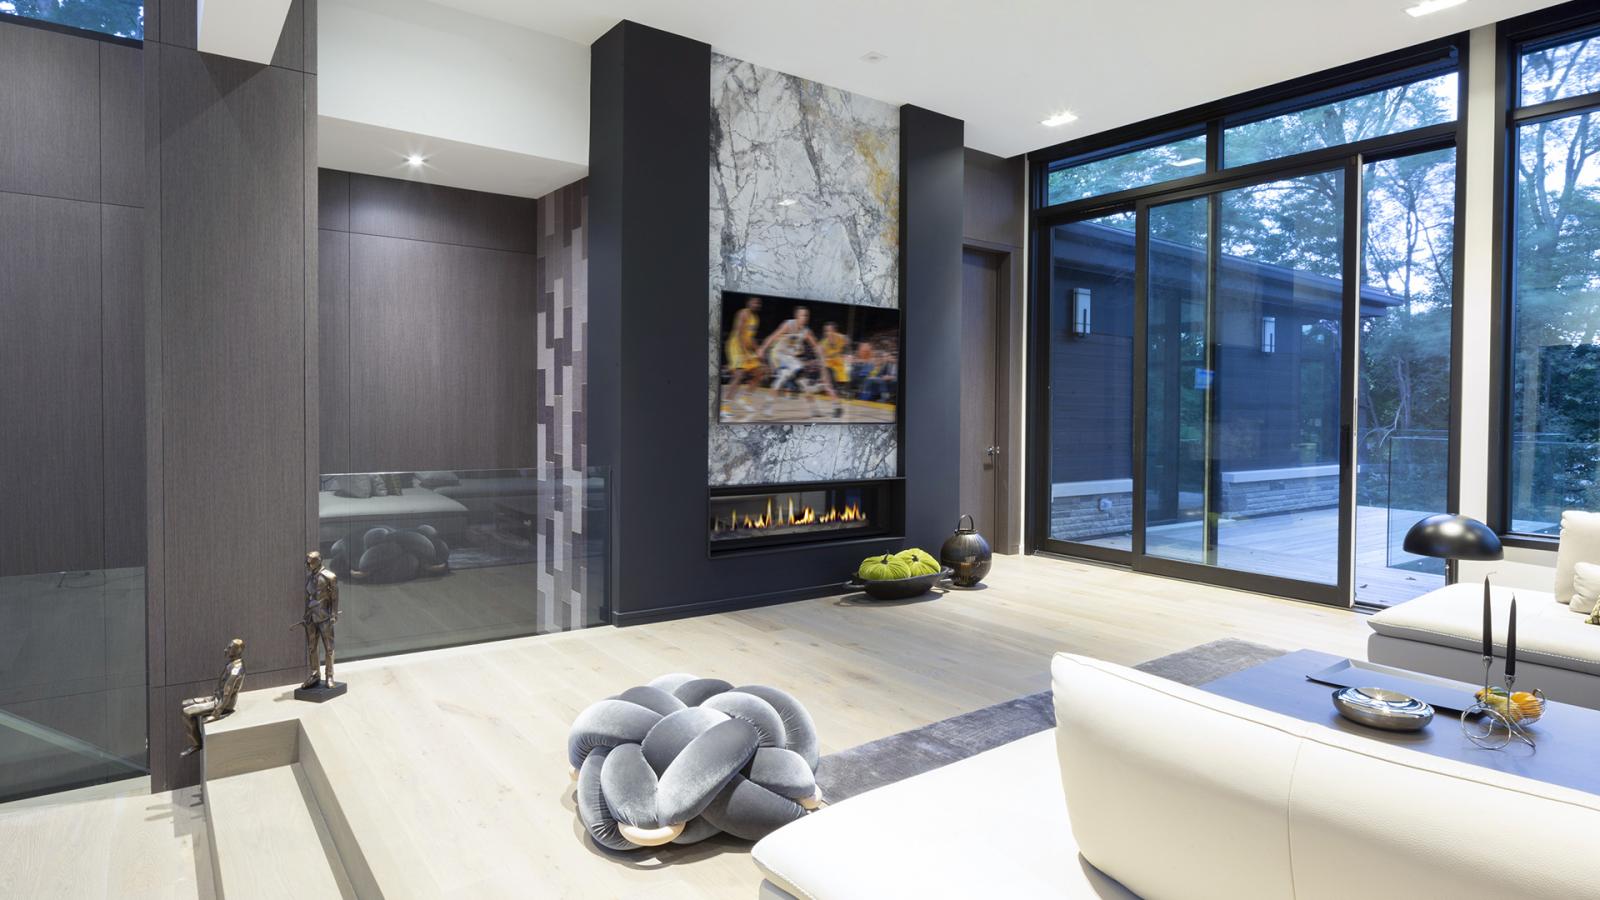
[894,548,941,576]
[858,554,912,582]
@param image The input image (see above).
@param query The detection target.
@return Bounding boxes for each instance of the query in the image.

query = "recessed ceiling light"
[1405,0,1466,17]
[405,153,426,167]
[1041,111,1078,128]
[861,50,887,64]
[1169,157,1204,167]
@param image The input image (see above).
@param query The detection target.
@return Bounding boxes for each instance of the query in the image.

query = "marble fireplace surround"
[708,52,901,487]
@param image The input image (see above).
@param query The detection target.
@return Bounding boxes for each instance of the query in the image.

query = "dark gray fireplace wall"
[589,21,964,624]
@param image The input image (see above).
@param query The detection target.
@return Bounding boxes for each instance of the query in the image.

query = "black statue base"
[293,680,347,702]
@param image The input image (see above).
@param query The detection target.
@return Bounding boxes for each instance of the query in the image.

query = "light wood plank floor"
[3,553,1373,899]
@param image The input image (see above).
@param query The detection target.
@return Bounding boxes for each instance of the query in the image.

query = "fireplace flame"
[712,496,867,533]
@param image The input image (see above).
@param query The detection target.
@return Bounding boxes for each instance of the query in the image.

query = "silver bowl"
[1332,686,1434,732]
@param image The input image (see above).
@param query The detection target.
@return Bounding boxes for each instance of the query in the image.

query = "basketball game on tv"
[718,292,900,424]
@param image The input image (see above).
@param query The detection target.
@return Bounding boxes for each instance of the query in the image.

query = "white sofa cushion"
[1053,653,1600,900]
[1053,654,1307,900]
[1367,581,1600,676]
[1287,726,1600,899]
[1555,510,1600,605]
[750,730,1137,899]
[1572,561,1600,615]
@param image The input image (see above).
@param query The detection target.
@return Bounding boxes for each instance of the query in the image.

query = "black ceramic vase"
[940,515,992,587]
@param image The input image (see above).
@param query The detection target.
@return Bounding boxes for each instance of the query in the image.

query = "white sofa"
[1369,581,1600,710]
[752,653,1600,899]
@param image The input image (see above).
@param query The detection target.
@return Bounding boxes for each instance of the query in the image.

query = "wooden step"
[205,763,356,900]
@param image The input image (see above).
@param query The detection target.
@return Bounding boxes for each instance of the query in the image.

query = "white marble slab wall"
[709,53,900,485]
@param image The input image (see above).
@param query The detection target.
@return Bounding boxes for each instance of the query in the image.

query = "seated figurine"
[180,638,246,757]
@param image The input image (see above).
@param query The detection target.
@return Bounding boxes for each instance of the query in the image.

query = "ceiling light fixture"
[1405,0,1466,17]
[860,50,887,64]
[1041,111,1078,128]
[405,153,426,167]
[1169,157,1204,167]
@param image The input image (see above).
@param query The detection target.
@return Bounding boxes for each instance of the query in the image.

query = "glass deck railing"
[0,566,148,803]
[317,467,610,660]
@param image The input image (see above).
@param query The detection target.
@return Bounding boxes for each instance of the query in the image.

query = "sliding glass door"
[1138,168,1351,601]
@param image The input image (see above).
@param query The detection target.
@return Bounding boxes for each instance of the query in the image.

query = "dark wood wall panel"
[318,229,351,474]
[157,48,309,687]
[102,204,146,568]
[100,42,144,209]
[0,193,104,576]
[319,169,350,232]
[0,23,100,202]
[348,174,538,254]
[962,148,1024,248]
[346,232,536,471]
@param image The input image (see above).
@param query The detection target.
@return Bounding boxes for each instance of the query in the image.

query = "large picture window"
[1031,38,1463,609]
[1504,26,1600,536]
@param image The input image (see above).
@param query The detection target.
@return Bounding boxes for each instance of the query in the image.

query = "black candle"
[1506,595,1518,680]
[1482,577,1492,660]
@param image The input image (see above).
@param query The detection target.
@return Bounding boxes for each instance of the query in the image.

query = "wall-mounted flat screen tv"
[718,292,899,425]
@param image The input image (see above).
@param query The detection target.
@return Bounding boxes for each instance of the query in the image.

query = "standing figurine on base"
[294,550,346,701]
[180,639,245,756]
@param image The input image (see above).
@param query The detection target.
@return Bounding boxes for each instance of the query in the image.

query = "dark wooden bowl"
[845,568,952,600]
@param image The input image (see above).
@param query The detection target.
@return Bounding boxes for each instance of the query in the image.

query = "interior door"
[960,249,1001,536]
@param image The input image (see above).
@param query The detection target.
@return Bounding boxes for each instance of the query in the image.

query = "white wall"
[319,0,589,196]
[1458,25,1559,588]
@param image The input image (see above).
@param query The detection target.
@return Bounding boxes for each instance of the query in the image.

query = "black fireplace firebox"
[708,479,898,553]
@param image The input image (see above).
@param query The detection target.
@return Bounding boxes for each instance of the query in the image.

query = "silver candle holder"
[1460,655,1544,750]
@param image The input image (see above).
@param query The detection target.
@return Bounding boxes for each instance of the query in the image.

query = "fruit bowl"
[1474,686,1545,724]
[845,568,952,601]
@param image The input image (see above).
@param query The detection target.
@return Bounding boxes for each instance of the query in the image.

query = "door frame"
[963,238,1025,554]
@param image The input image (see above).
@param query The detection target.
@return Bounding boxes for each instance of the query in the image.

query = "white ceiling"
[425,0,1564,159]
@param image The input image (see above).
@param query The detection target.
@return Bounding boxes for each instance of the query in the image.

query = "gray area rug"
[815,639,1286,802]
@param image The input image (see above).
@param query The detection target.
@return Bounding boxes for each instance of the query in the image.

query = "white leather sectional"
[1368,581,1600,710]
[752,653,1600,899]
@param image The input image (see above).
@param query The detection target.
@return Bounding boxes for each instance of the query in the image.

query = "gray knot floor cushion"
[568,674,822,851]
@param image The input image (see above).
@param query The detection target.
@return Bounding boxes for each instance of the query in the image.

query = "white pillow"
[1574,562,1600,615]
[1555,511,1600,605]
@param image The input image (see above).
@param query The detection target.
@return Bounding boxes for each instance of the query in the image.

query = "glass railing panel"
[317,467,610,660]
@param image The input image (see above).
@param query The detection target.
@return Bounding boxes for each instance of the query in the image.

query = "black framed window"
[0,0,142,40]
[1223,70,1458,168]
[1029,36,1466,609]
[1043,133,1208,206]
[1500,20,1600,538]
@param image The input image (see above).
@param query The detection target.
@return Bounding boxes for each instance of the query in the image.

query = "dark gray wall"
[144,0,319,792]
[902,107,967,553]
[0,22,145,577]
[589,22,964,624]
[317,169,539,475]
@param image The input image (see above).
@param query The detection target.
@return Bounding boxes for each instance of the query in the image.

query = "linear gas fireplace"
[708,479,899,553]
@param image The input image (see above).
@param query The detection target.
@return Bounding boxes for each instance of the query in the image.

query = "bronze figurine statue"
[294,550,346,701]
[180,638,245,756]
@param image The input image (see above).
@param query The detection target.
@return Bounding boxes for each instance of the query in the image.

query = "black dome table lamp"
[1403,513,1504,582]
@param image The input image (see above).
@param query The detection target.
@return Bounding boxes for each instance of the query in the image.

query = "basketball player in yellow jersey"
[819,323,850,391]
[723,296,763,417]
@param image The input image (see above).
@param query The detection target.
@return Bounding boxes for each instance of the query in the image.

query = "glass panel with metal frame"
[1519,30,1600,107]
[1144,171,1347,586]
[1043,135,1207,206]
[1506,107,1600,536]
[1046,211,1137,550]
[1223,72,1457,169]
[1356,147,1455,607]
[1144,197,1211,564]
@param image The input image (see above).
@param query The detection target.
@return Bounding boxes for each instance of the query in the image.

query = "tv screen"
[719,293,900,425]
